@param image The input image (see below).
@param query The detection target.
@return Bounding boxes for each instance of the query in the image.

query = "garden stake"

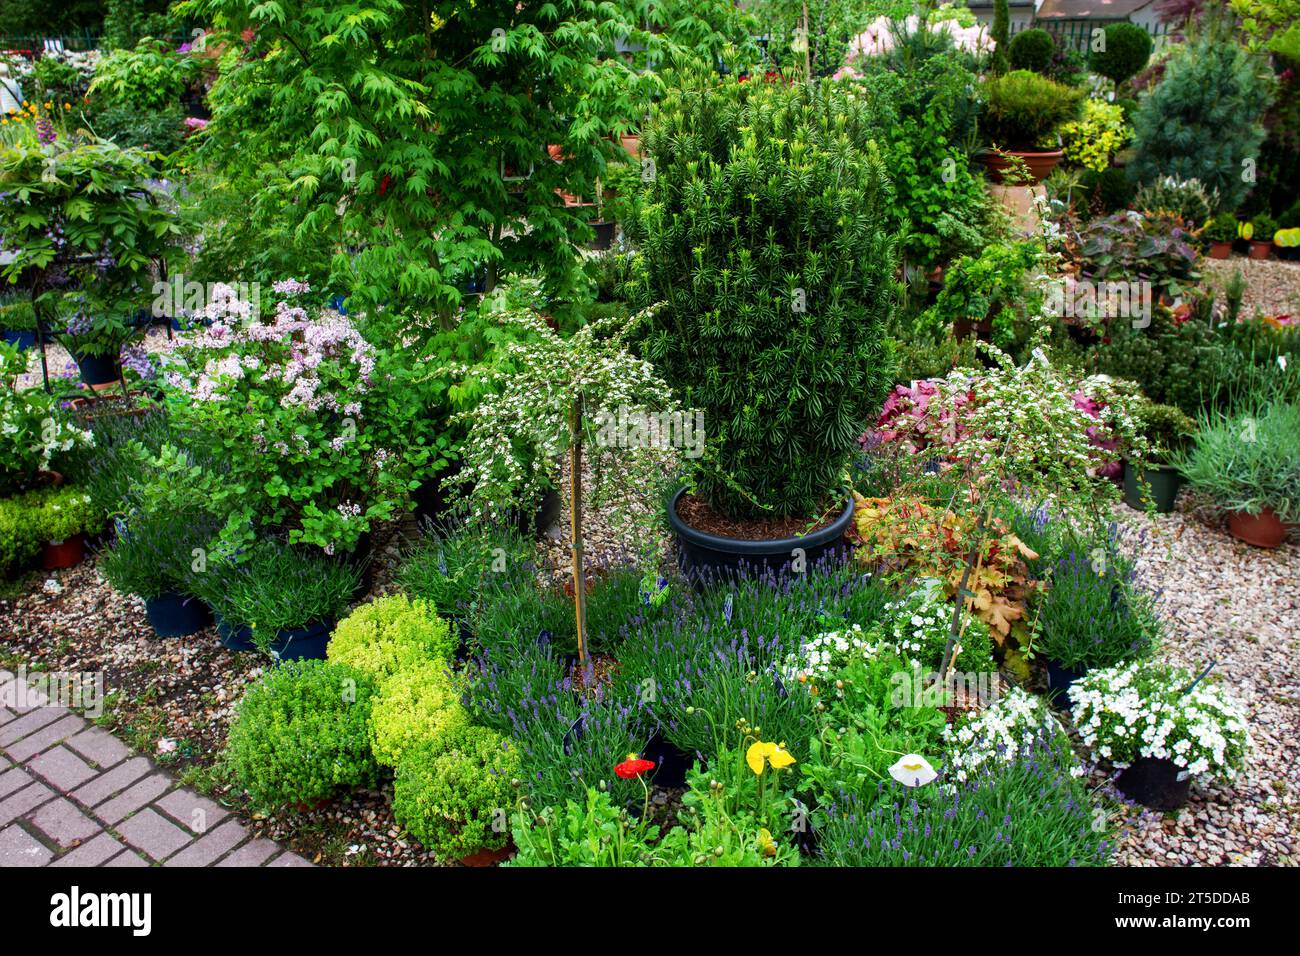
[1179,660,1218,697]
[570,394,589,667]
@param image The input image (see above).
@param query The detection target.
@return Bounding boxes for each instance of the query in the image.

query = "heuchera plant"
[160,280,430,552]
[867,346,1146,500]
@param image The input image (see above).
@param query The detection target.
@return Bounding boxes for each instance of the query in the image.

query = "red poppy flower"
[615,756,656,779]
[378,173,393,197]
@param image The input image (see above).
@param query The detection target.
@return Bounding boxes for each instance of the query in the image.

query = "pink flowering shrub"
[160,280,436,552]
[864,349,1144,498]
[835,15,992,78]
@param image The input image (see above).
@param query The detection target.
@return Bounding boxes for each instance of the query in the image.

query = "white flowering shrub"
[780,623,892,689]
[1071,662,1249,780]
[1,344,93,495]
[943,686,1073,783]
[882,587,996,673]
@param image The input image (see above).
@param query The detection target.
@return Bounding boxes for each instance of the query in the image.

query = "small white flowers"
[943,687,1071,778]
[889,754,937,788]
[1071,662,1249,781]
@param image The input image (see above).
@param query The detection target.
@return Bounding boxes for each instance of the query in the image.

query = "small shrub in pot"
[223,660,379,811]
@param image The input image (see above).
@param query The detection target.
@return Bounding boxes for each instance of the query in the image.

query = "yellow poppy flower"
[746,740,797,775]
[757,828,777,858]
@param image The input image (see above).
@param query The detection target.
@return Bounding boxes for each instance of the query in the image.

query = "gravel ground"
[1200,256,1300,319]
[1098,499,1300,867]
[0,525,454,867]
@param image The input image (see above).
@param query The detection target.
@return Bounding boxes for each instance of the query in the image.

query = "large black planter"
[1116,757,1192,811]
[144,593,212,638]
[1046,659,1087,710]
[667,486,854,583]
[215,613,256,653]
[73,352,122,387]
[1123,461,1183,514]
[268,620,334,662]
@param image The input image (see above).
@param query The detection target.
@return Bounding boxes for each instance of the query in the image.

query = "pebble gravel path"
[1104,501,1299,867]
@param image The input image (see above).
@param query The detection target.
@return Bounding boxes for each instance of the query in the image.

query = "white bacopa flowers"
[780,623,891,689]
[1070,661,1249,781]
[943,686,1072,783]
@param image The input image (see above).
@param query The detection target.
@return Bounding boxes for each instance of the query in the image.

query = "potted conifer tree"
[631,75,895,579]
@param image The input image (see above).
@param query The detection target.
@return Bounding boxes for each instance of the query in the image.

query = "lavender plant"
[818,730,1113,866]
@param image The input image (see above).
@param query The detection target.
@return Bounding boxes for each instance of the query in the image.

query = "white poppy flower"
[889,754,937,788]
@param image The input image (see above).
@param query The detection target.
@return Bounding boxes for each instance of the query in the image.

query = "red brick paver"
[0,669,307,868]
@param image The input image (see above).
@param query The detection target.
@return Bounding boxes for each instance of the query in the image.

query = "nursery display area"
[0,0,1297,897]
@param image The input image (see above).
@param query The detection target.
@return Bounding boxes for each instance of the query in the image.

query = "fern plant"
[630,75,896,520]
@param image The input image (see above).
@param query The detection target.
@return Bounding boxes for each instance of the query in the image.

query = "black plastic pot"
[642,731,692,790]
[144,593,213,638]
[73,352,122,387]
[667,486,855,584]
[413,461,464,529]
[1116,757,1192,811]
[268,619,334,661]
[215,613,256,653]
[1123,461,1183,514]
[1046,659,1087,710]
[517,488,563,539]
[587,220,616,251]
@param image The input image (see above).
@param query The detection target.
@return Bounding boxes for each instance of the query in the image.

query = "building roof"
[1035,0,1156,18]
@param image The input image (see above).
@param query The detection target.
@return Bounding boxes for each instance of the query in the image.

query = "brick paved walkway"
[0,669,310,867]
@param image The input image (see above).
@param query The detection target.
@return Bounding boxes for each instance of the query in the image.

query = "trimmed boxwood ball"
[327,593,456,683]
[631,74,896,520]
[1009,28,1055,74]
[369,659,468,768]
[392,724,520,861]
[1089,22,1153,87]
[222,660,379,811]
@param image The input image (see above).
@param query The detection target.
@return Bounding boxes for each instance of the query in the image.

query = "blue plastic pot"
[268,620,334,661]
[214,613,256,652]
[3,329,35,351]
[144,593,213,638]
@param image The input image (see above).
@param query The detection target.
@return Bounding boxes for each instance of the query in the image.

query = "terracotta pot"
[619,134,640,158]
[953,313,992,342]
[41,534,85,570]
[1248,240,1273,260]
[981,148,1064,185]
[1207,241,1232,260]
[1227,507,1289,549]
[459,841,514,867]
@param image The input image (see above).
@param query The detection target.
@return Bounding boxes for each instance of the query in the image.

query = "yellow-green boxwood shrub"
[392,724,520,860]
[369,659,467,768]
[327,593,456,683]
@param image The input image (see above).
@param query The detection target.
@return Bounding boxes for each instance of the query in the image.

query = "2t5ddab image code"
[0,0,1292,938]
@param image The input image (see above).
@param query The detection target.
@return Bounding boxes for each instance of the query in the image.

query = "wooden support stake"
[569,395,588,667]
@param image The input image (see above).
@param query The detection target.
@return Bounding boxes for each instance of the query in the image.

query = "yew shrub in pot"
[630,74,896,525]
